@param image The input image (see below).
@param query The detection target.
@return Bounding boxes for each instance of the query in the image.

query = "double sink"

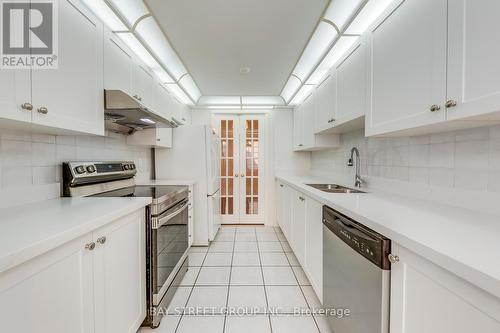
[306,184,365,194]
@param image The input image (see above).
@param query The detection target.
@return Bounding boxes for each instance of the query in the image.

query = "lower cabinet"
[276,181,323,301]
[390,243,500,333]
[0,210,146,333]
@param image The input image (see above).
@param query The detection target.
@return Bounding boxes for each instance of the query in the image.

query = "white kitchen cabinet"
[281,185,293,243]
[294,92,340,152]
[276,181,285,229]
[0,233,95,333]
[304,198,323,302]
[188,185,194,246]
[0,210,146,333]
[31,0,104,136]
[93,210,146,333]
[132,64,154,108]
[0,70,31,124]
[365,0,448,136]
[127,128,173,148]
[291,189,306,266]
[153,83,174,119]
[334,39,366,130]
[390,243,500,333]
[104,30,133,95]
[447,0,500,121]
[315,73,337,133]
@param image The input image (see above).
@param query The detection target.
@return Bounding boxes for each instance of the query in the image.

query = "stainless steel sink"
[306,184,366,193]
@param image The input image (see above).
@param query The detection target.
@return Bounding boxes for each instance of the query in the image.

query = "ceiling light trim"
[320,18,341,35]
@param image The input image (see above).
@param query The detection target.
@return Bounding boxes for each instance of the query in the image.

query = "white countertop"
[277,174,500,299]
[0,197,151,274]
[138,179,196,186]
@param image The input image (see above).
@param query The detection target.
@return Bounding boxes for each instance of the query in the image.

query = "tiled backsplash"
[0,130,152,189]
[311,125,500,192]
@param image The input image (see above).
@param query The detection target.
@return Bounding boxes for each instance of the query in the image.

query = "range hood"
[104,89,177,135]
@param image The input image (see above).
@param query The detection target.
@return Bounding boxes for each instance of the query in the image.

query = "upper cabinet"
[0,0,105,136]
[314,73,337,133]
[104,31,133,95]
[366,0,448,136]
[132,65,154,109]
[366,0,500,136]
[447,0,500,121]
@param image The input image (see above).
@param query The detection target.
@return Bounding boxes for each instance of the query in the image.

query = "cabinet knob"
[388,253,400,264]
[445,100,457,108]
[298,144,303,147]
[37,107,48,114]
[97,236,106,245]
[85,242,96,251]
[328,118,336,123]
[429,105,441,112]
[299,196,305,202]
[280,184,284,188]
[21,102,33,111]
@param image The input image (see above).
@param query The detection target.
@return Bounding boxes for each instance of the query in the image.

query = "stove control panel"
[63,161,137,186]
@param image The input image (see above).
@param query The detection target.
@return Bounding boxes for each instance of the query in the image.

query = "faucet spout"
[348,147,363,188]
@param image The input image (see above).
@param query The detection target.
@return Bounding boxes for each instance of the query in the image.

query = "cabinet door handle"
[37,107,48,114]
[388,253,400,264]
[21,102,33,111]
[445,100,457,108]
[299,196,305,201]
[429,105,441,112]
[96,236,107,245]
[279,184,284,188]
[298,144,303,147]
[85,242,96,251]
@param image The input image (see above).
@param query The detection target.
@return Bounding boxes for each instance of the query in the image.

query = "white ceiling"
[145,0,329,96]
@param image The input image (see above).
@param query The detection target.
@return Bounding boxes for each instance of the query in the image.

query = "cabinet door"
[133,64,154,108]
[447,0,500,121]
[302,92,316,149]
[305,198,323,302]
[366,0,447,136]
[93,210,146,333]
[390,243,500,333]
[281,185,292,242]
[293,105,303,150]
[314,74,336,133]
[275,182,285,228]
[31,0,104,135]
[336,40,366,123]
[0,69,31,123]
[104,30,132,95]
[0,233,94,333]
[291,191,306,266]
[153,83,173,119]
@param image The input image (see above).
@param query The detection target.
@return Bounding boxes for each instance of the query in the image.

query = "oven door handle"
[152,200,189,229]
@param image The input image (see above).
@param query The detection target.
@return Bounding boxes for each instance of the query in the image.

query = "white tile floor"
[139,225,332,333]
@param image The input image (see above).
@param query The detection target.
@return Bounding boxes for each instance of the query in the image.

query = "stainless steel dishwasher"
[323,205,391,333]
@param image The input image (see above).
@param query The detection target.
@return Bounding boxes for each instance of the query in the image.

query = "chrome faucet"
[348,147,363,188]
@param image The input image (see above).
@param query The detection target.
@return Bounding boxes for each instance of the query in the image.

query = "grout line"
[257,226,274,333]
[222,227,237,333]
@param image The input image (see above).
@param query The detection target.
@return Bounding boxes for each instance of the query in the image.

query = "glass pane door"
[219,118,239,222]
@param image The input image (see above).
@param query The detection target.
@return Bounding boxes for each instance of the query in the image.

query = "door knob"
[445,100,457,108]
[85,242,96,251]
[240,173,245,177]
[37,107,48,114]
[235,174,239,178]
[21,102,33,111]
[429,105,441,112]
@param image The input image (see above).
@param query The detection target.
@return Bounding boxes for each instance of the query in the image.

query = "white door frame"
[213,113,266,224]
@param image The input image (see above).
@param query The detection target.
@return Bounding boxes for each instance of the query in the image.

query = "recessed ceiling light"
[240,67,251,74]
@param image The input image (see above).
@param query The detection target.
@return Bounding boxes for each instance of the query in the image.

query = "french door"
[216,114,265,224]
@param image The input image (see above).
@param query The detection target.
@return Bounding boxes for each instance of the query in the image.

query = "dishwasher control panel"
[323,206,391,270]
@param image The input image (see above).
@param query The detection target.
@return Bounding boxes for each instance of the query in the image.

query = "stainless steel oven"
[62,161,190,328]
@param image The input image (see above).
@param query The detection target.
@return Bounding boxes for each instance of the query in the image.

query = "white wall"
[0,129,152,193]
[311,125,500,193]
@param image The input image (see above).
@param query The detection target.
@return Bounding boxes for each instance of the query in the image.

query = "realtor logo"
[1,0,58,68]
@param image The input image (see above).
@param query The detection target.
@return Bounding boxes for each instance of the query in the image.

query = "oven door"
[152,198,189,305]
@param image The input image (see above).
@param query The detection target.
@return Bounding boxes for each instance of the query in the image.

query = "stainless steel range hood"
[104,89,177,135]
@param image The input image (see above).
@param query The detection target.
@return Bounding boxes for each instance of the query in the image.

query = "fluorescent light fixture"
[281,76,302,103]
[307,36,359,85]
[323,0,364,32]
[81,0,127,31]
[292,22,338,81]
[178,75,202,103]
[198,96,241,106]
[345,0,394,35]
[153,68,175,84]
[241,96,284,106]
[135,17,187,81]
[164,83,193,105]
[106,0,148,26]
[290,85,315,106]
[140,118,156,124]
[242,106,274,110]
[116,32,157,69]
